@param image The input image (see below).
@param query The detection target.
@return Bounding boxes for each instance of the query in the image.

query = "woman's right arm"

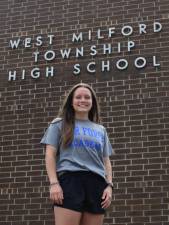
[45,144,63,205]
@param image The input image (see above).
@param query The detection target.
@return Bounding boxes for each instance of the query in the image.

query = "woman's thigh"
[54,207,82,225]
[80,212,104,225]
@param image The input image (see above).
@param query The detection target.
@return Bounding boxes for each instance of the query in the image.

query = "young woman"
[41,83,114,225]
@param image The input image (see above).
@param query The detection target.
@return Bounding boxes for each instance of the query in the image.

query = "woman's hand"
[50,183,64,205]
[101,186,112,209]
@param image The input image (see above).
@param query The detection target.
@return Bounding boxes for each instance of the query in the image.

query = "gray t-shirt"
[40,119,114,179]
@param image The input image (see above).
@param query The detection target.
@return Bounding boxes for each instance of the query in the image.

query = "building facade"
[0,0,169,225]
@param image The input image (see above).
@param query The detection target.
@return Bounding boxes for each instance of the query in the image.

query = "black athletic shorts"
[54,171,108,214]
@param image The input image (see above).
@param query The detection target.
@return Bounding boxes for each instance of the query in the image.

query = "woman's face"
[72,87,92,116]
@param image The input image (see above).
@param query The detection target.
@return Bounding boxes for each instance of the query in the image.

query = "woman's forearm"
[45,145,58,184]
[104,157,112,183]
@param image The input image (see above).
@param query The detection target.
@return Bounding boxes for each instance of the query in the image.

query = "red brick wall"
[0,0,169,225]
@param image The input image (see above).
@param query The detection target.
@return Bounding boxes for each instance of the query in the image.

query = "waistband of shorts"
[57,170,104,180]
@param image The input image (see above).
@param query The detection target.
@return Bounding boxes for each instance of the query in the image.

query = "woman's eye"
[76,96,81,99]
[85,96,91,99]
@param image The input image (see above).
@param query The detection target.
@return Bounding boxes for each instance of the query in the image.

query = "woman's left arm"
[101,157,113,209]
[104,157,112,184]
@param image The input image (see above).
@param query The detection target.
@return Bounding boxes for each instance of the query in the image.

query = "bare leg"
[80,212,104,225]
[54,207,82,225]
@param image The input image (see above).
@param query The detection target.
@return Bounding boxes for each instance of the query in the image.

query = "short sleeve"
[103,128,114,157]
[40,122,61,150]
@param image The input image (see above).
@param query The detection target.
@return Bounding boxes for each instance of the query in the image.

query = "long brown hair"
[58,83,100,148]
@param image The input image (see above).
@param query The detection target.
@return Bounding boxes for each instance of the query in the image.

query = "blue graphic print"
[70,125,104,151]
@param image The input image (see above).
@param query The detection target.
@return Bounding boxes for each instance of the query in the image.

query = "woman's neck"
[75,113,89,121]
